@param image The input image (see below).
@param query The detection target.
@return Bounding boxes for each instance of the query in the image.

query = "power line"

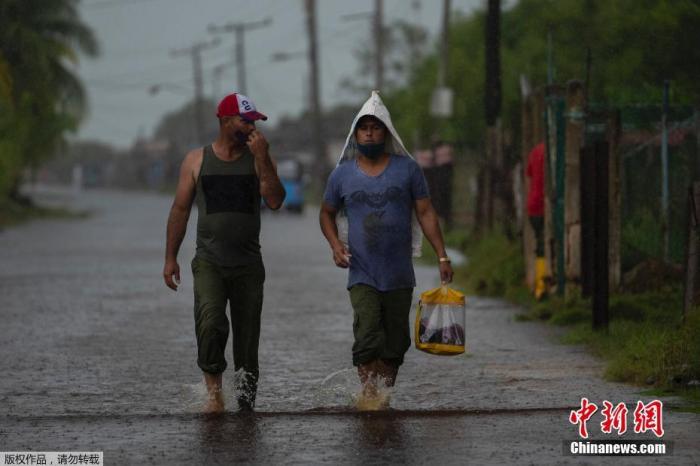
[82,0,162,9]
[208,17,273,95]
[170,38,220,144]
[375,0,384,90]
[81,58,187,83]
[341,1,384,91]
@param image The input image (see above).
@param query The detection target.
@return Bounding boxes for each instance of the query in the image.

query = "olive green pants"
[191,256,265,403]
[349,284,414,367]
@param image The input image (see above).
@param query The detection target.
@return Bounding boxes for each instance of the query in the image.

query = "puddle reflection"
[198,413,261,463]
[353,414,409,463]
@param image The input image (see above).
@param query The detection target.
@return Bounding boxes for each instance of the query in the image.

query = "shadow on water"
[352,414,408,464]
[194,410,412,464]
[197,412,262,463]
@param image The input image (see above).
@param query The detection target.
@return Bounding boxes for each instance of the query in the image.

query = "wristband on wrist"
[439,256,451,263]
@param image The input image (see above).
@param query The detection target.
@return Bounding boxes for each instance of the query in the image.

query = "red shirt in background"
[526,142,545,217]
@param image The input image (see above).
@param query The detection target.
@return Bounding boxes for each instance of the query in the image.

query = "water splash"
[312,368,395,411]
[353,385,393,411]
[180,369,256,413]
[179,367,399,413]
[311,367,358,409]
[181,382,209,413]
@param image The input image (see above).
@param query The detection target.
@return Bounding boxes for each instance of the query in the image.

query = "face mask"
[357,142,385,159]
[235,131,249,144]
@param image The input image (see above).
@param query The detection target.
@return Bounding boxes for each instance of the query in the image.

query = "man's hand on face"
[163,259,181,291]
[439,261,454,285]
[332,244,352,268]
[246,130,269,158]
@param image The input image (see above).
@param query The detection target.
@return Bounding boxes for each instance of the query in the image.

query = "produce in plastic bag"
[414,286,466,355]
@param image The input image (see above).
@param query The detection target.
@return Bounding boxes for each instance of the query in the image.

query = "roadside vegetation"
[0,196,88,229]
[0,0,98,220]
[436,231,700,412]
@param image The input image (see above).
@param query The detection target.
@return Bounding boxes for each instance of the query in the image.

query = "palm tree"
[0,0,99,199]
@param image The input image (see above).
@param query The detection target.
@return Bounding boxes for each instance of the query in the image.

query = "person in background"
[525,140,546,300]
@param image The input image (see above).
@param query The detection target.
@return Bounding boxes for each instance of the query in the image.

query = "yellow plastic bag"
[414,286,466,355]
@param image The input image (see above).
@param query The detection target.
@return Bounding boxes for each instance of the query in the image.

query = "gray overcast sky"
[74,0,483,148]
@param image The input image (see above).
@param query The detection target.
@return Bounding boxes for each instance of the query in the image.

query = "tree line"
[0,0,98,202]
[383,0,699,151]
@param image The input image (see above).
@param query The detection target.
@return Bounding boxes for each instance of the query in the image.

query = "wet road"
[1,188,699,465]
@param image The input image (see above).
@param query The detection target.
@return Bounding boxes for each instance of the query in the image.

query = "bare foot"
[362,379,378,398]
[355,381,392,411]
[202,371,224,413]
[376,360,398,388]
[355,391,390,411]
[203,391,225,414]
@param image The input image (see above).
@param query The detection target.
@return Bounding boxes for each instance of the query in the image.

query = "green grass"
[459,231,524,299]
[640,387,700,414]
[418,226,471,265]
[559,311,699,386]
[521,292,700,413]
[449,227,700,412]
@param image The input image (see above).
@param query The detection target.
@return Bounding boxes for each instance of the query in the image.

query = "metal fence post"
[683,181,700,321]
[593,140,610,331]
[564,80,585,296]
[580,144,595,299]
[607,110,622,292]
[661,80,670,263]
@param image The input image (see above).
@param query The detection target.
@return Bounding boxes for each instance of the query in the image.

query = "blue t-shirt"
[324,154,430,291]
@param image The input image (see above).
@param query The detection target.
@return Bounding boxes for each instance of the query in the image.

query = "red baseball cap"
[216,93,268,121]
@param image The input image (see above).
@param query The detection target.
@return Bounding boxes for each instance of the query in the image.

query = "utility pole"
[341,4,384,91]
[211,63,232,99]
[482,0,502,231]
[438,0,451,87]
[547,29,554,85]
[171,38,219,145]
[208,17,272,95]
[661,80,670,263]
[430,0,453,118]
[305,0,327,197]
[270,50,307,110]
[374,0,384,91]
[427,0,454,227]
[485,0,501,137]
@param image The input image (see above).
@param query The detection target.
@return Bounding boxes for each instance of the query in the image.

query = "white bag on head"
[334,91,424,257]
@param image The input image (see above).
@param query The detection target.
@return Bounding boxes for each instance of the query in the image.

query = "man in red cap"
[163,93,285,413]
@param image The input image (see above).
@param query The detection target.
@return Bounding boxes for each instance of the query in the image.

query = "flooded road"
[1,188,699,464]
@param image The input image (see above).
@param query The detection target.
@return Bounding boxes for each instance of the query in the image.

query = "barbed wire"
[622,113,697,160]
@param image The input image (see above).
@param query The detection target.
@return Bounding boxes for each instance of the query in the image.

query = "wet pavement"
[1,187,699,465]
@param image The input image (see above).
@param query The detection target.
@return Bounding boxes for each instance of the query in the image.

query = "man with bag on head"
[163,93,285,413]
[319,91,453,408]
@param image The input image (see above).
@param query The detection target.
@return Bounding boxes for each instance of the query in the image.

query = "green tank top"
[195,144,261,267]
